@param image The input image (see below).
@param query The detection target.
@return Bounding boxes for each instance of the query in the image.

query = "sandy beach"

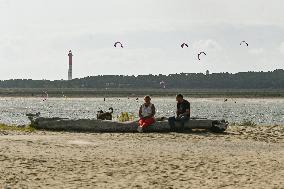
[0,126,283,189]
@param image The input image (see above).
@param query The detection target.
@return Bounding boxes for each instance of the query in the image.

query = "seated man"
[138,95,156,133]
[168,94,190,131]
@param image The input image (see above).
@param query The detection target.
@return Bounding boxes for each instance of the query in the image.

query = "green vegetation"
[0,69,283,90]
[0,69,283,97]
[0,124,36,132]
[230,120,258,127]
[240,120,257,127]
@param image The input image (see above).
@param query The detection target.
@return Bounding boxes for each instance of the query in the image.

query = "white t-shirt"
[141,103,154,117]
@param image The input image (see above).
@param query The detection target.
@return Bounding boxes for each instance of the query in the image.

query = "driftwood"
[27,114,228,133]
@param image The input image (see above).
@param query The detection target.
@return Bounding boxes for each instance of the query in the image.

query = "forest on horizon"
[0,69,283,89]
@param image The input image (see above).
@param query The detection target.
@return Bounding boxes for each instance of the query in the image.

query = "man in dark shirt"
[168,94,190,131]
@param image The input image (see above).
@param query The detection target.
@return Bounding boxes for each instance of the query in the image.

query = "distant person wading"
[137,96,156,132]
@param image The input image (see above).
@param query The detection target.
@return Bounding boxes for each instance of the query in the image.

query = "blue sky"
[0,0,283,80]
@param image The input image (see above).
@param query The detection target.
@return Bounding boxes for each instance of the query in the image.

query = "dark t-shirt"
[177,100,190,117]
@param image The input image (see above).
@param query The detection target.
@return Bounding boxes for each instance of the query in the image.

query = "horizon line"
[1,69,283,82]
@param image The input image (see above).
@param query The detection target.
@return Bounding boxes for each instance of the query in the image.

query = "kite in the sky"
[181,43,189,48]
[114,42,123,48]
[198,52,206,60]
[240,41,248,47]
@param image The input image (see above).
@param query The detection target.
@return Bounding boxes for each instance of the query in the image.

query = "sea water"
[0,97,283,126]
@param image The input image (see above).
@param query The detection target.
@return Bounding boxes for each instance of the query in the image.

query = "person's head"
[176,94,184,103]
[144,95,151,104]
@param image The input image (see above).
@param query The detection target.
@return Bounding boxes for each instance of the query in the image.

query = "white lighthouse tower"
[68,50,73,80]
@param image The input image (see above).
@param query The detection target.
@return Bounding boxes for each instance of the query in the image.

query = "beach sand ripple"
[0,126,283,188]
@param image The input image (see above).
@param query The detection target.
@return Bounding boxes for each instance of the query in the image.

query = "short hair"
[144,95,151,100]
[176,94,183,98]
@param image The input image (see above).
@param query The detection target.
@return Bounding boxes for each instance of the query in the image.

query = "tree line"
[0,69,283,89]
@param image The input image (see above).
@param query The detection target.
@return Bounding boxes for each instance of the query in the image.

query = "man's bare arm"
[179,109,190,117]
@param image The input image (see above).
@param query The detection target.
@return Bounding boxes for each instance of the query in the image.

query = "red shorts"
[138,117,155,128]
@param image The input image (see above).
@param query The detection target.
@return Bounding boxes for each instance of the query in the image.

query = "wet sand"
[0,126,283,189]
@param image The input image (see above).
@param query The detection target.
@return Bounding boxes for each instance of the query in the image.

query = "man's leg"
[177,116,189,131]
[168,116,176,131]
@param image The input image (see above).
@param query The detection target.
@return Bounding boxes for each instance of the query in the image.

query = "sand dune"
[0,126,283,188]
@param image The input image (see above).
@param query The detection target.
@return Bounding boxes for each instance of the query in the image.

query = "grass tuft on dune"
[0,124,35,132]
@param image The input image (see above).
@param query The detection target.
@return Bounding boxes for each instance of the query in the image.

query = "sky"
[0,0,284,80]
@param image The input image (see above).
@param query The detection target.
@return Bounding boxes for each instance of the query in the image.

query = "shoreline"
[0,88,284,98]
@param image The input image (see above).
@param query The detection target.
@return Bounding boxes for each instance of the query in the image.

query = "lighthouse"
[68,50,73,80]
